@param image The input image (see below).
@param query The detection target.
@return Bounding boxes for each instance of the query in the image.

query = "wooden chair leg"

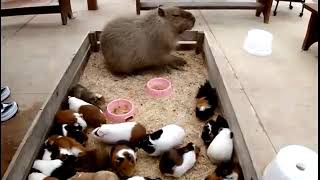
[59,0,73,25]
[136,0,141,15]
[302,13,318,50]
[87,0,98,10]
[262,0,273,23]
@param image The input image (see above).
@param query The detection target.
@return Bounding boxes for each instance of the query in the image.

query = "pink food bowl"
[104,99,135,123]
[145,77,172,97]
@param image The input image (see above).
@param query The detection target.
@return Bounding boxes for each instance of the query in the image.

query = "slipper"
[1,101,18,122]
[1,86,11,102]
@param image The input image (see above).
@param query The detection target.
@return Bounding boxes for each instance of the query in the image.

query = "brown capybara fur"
[110,144,137,177]
[79,105,107,128]
[70,171,119,180]
[69,84,106,109]
[55,110,77,125]
[100,6,195,74]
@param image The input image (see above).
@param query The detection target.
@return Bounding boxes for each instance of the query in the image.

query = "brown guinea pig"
[69,84,106,109]
[205,161,243,180]
[100,6,195,74]
[68,96,108,128]
[54,110,87,130]
[110,144,137,178]
[69,171,119,180]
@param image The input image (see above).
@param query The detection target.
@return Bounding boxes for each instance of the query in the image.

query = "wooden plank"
[140,1,264,10]
[1,5,60,16]
[2,34,92,180]
[202,36,259,180]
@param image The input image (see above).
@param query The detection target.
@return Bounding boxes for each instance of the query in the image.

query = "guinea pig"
[127,176,162,180]
[30,155,76,180]
[207,128,233,164]
[68,96,107,127]
[54,110,87,130]
[69,170,119,180]
[195,80,219,121]
[43,135,86,159]
[201,115,229,147]
[50,123,88,145]
[28,172,59,180]
[138,124,186,156]
[91,122,146,146]
[110,144,137,178]
[69,84,106,108]
[205,161,243,180]
[100,6,195,75]
[159,142,200,178]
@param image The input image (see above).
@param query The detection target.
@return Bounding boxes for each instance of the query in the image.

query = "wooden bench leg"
[59,0,73,25]
[302,13,318,50]
[136,0,141,15]
[87,0,98,10]
[256,0,272,23]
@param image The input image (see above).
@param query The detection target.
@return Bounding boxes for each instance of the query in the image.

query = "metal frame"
[136,0,273,23]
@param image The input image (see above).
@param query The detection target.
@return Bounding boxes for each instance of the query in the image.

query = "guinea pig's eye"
[116,157,124,164]
[172,14,179,17]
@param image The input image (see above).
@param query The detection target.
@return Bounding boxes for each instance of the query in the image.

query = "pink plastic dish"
[145,77,172,97]
[104,99,135,123]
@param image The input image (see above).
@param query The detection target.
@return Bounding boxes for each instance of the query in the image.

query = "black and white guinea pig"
[159,142,200,178]
[127,176,162,180]
[205,161,243,180]
[30,155,76,180]
[201,115,229,147]
[42,135,86,160]
[50,123,88,145]
[138,124,186,156]
[110,144,137,178]
[28,172,59,180]
[55,110,87,130]
[207,128,233,164]
[68,96,107,128]
[195,80,219,121]
[69,83,106,109]
[92,122,146,146]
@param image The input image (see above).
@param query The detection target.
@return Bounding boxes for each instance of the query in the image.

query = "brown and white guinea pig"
[68,96,107,128]
[195,80,219,121]
[91,122,146,146]
[100,6,195,75]
[28,172,59,180]
[55,110,87,130]
[207,128,234,164]
[30,155,77,180]
[205,161,243,180]
[110,144,137,178]
[138,124,186,156]
[159,142,200,178]
[69,170,119,180]
[69,83,106,109]
[50,123,88,145]
[127,176,162,180]
[201,115,229,147]
[42,135,86,160]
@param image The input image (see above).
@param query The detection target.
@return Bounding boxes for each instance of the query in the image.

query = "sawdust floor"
[80,51,217,179]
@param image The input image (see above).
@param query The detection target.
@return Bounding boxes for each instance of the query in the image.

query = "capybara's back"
[100,6,195,74]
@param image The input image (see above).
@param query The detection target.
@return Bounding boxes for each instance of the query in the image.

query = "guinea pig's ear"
[116,157,124,164]
[158,7,165,17]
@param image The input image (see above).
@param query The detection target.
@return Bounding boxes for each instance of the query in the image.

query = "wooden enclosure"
[2,31,259,180]
[136,0,273,23]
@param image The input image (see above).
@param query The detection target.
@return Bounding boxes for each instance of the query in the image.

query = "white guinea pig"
[68,96,92,112]
[138,124,186,156]
[28,172,58,180]
[207,128,233,164]
[92,122,146,146]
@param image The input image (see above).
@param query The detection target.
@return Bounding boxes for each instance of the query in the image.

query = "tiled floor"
[1,0,318,178]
